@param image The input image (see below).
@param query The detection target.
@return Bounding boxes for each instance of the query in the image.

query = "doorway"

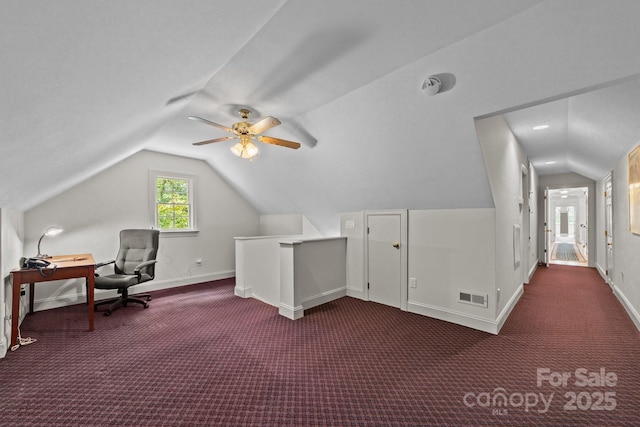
[365,210,408,310]
[547,187,589,266]
[604,173,614,285]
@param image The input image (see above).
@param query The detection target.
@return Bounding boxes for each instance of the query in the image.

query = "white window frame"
[149,170,198,236]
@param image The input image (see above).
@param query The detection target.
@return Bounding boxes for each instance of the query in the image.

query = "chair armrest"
[95,260,115,269]
[134,260,157,280]
[134,260,157,273]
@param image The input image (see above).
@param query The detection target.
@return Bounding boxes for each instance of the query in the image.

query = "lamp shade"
[230,138,259,159]
[37,226,63,258]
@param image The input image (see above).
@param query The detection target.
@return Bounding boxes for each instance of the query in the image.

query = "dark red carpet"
[1,265,639,426]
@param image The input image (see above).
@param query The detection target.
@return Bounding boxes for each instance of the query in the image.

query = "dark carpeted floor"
[1,266,639,426]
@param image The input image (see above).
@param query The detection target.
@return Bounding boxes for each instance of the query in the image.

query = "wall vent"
[458,290,488,308]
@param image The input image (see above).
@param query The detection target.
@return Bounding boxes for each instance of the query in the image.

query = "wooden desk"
[10,254,95,348]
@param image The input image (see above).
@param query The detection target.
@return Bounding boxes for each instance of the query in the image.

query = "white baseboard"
[595,263,614,290]
[300,287,347,310]
[32,270,235,312]
[277,287,347,320]
[407,301,499,334]
[613,286,640,332]
[406,284,523,335]
[528,261,539,282]
[346,286,364,300]
[234,285,252,299]
[495,284,524,333]
[279,302,304,320]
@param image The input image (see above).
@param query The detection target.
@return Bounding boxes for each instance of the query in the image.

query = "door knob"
[392,242,400,249]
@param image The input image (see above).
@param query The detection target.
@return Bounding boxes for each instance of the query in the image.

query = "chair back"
[114,229,160,278]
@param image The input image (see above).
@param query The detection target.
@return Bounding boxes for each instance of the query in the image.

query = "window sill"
[159,230,199,238]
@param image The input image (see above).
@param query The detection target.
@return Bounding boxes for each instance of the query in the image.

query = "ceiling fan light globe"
[230,143,244,157]
[245,141,259,158]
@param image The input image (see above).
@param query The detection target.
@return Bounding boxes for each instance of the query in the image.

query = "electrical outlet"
[409,277,417,288]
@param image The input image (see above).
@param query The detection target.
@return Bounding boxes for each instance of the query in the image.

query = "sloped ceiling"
[3,0,640,234]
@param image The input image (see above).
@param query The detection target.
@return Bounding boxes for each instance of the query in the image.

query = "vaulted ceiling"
[3,0,640,234]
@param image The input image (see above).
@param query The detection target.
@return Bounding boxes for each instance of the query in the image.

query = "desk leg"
[11,279,20,348]
[87,270,94,332]
[29,283,34,314]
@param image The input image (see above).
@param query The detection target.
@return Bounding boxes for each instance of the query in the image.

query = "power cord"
[10,327,37,352]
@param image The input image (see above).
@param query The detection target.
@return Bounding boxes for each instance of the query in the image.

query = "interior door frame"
[544,187,550,267]
[364,209,408,311]
[604,172,614,286]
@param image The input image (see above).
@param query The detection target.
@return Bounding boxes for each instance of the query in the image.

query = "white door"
[367,213,402,308]
[605,175,614,285]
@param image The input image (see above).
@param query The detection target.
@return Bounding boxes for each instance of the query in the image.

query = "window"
[149,171,197,233]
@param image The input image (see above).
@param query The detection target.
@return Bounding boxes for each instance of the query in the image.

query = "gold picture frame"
[629,144,640,234]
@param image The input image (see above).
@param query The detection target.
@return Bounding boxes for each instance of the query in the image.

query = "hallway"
[550,234,588,267]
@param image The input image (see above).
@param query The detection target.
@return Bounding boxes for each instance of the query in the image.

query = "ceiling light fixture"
[544,161,556,165]
[561,195,568,199]
[230,135,258,160]
[533,124,550,130]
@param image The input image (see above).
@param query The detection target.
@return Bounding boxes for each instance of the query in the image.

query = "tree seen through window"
[156,177,190,230]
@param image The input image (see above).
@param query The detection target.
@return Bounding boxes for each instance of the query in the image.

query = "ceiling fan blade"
[188,116,234,133]
[192,136,237,146]
[257,135,301,149]
[249,116,281,134]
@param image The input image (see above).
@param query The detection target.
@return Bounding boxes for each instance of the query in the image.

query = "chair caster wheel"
[104,310,111,316]
[143,303,149,309]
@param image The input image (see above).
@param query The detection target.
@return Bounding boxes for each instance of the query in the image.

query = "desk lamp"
[36,226,63,258]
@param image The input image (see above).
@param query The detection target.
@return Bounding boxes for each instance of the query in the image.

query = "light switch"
[409,277,417,288]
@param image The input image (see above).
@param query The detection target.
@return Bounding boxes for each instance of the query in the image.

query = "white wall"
[23,150,260,310]
[279,237,347,320]
[234,235,302,306]
[611,148,640,330]
[341,208,506,333]
[1,208,24,357]
[259,214,321,237]
[340,212,365,299]
[407,208,498,333]
[475,115,530,321]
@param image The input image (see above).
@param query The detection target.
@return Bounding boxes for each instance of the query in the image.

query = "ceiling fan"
[188,108,301,160]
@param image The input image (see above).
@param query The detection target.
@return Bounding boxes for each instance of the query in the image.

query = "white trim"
[31,270,235,312]
[613,286,640,332]
[149,169,197,232]
[495,284,524,333]
[234,285,253,298]
[300,287,347,310]
[595,262,613,290]
[528,260,538,281]
[346,286,364,299]
[279,303,304,320]
[364,209,408,310]
[407,301,500,335]
[407,283,523,335]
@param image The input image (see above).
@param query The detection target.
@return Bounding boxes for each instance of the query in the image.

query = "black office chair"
[94,229,159,316]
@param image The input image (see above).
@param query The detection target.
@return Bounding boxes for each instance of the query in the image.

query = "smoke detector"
[422,76,441,96]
